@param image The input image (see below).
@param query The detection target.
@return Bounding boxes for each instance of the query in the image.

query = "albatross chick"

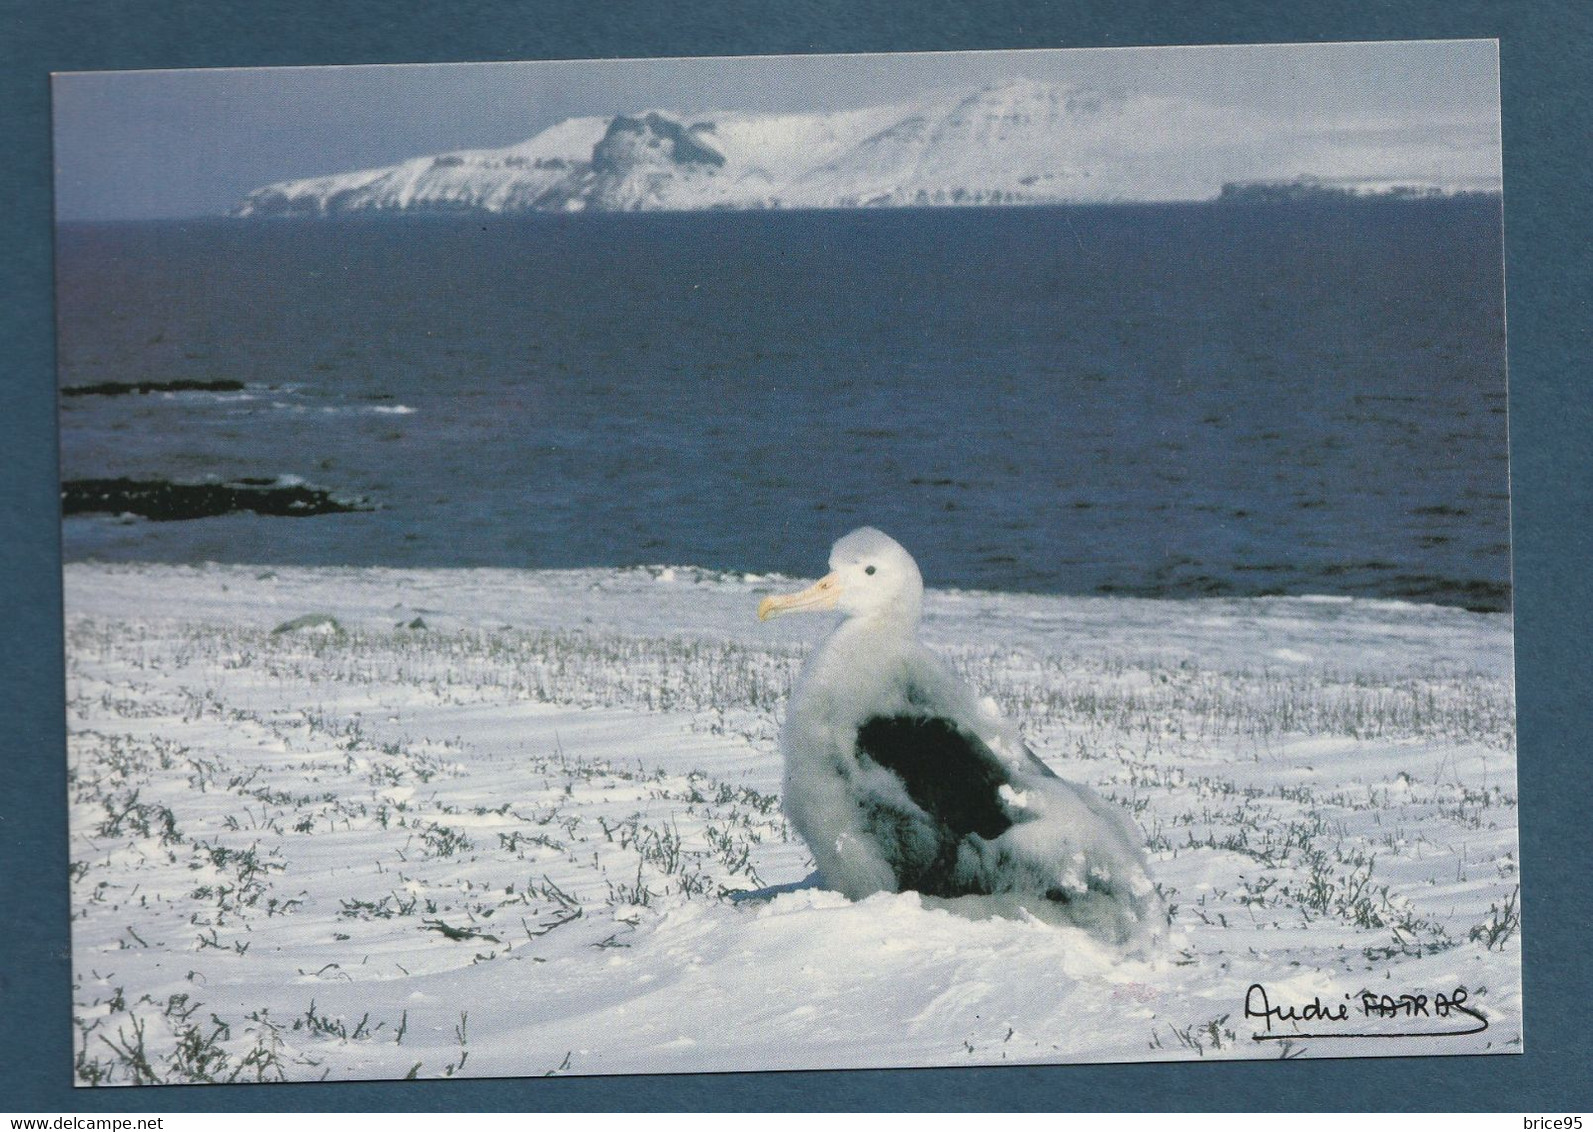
[759,526,1164,946]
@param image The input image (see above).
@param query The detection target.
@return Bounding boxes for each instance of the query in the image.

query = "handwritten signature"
[1244,983,1488,1042]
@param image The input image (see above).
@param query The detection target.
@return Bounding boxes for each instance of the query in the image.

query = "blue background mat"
[4,0,1588,1112]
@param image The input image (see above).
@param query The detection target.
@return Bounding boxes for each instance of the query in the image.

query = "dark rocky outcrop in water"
[61,379,246,397]
[62,477,373,521]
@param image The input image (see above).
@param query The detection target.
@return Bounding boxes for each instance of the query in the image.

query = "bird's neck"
[827,608,919,657]
[791,609,929,728]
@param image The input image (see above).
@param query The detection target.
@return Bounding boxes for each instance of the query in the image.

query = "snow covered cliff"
[234,78,1500,218]
[231,80,1207,216]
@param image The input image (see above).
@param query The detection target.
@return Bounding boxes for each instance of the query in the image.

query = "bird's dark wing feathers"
[853,714,1014,841]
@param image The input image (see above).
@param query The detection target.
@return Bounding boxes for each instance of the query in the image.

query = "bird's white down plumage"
[759,527,1165,948]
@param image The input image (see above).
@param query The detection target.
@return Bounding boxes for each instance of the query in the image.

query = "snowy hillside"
[233,78,1498,216]
[65,562,1520,1083]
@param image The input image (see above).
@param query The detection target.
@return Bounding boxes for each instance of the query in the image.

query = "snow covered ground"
[63,561,1521,1085]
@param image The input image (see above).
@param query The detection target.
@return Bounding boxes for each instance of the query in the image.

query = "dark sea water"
[56,202,1510,610]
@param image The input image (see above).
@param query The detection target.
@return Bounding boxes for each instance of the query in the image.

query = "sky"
[52,40,1502,221]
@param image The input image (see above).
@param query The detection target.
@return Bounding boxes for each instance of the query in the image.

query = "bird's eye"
[864,565,876,576]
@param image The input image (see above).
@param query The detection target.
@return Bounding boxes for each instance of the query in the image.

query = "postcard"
[54,40,1517,1085]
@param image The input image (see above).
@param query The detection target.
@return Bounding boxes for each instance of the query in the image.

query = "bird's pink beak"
[758,572,843,621]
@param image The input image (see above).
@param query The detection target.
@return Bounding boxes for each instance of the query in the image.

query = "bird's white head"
[758,527,924,626]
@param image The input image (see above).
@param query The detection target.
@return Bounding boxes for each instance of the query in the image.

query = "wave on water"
[64,377,418,418]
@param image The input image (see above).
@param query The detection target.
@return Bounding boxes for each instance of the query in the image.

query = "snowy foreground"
[63,562,1522,1085]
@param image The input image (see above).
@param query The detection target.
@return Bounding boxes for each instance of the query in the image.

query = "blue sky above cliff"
[53,40,1501,220]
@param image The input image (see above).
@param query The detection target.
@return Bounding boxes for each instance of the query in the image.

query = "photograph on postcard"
[54,41,1517,1083]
